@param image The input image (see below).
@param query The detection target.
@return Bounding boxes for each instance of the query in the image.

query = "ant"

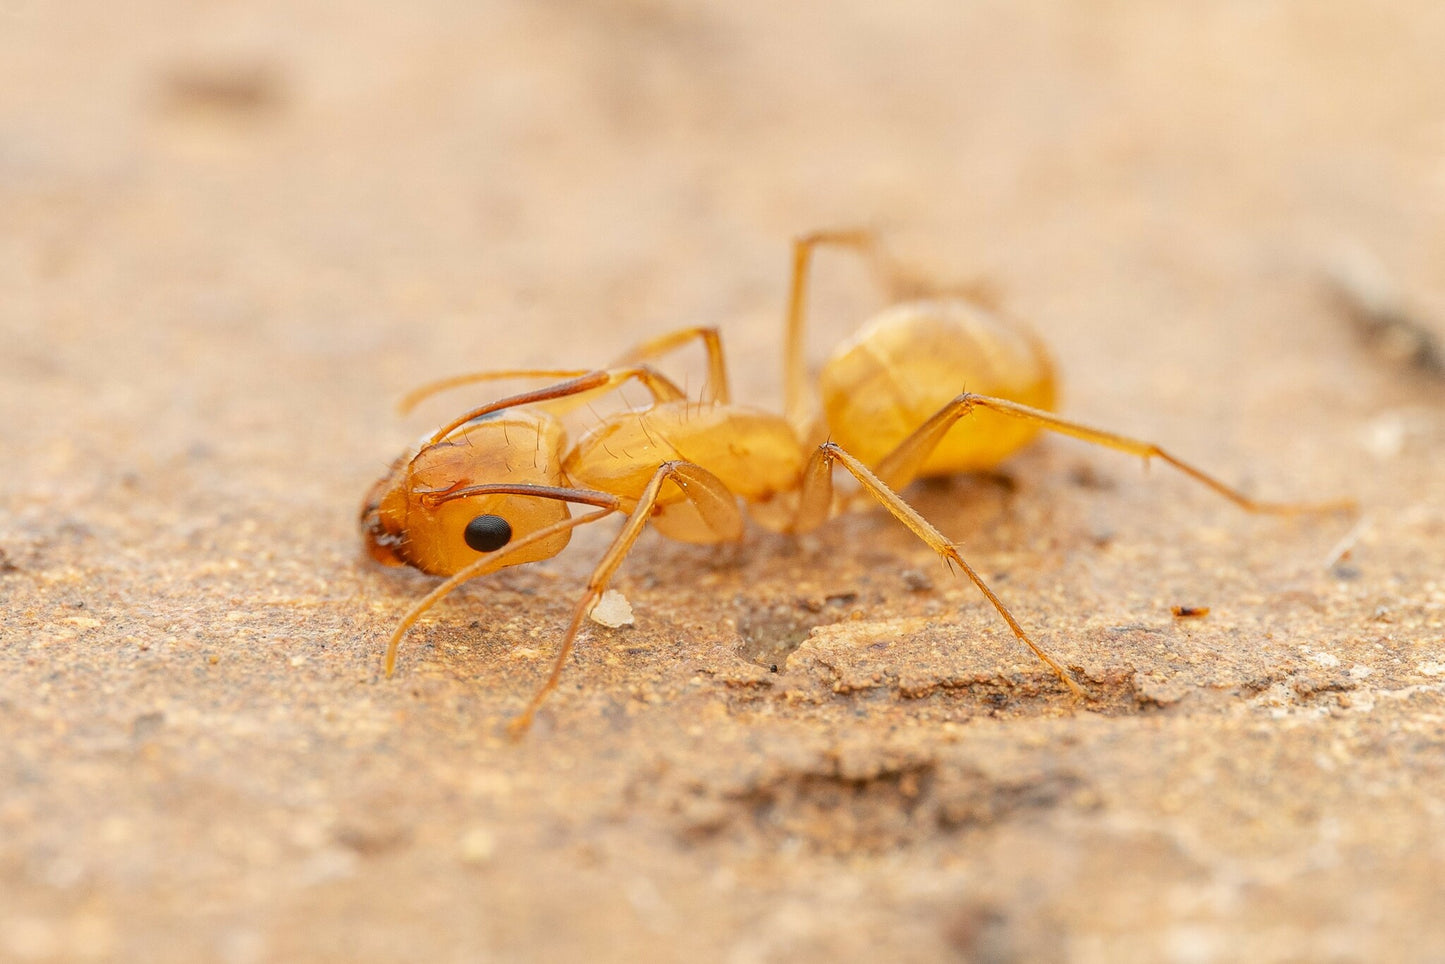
[362,229,1350,735]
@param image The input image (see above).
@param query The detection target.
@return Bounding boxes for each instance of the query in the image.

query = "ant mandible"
[361,230,1349,735]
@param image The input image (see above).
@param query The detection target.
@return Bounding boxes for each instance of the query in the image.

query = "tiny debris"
[900,569,934,592]
[1362,413,1409,460]
[334,823,409,856]
[1171,605,1210,619]
[458,826,497,865]
[589,589,634,628]
[131,711,165,742]
[158,59,287,116]
[1323,515,1369,574]
[1068,461,1115,490]
[1326,244,1445,380]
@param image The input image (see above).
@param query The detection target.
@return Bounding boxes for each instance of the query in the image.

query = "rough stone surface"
[3,2,1444,961]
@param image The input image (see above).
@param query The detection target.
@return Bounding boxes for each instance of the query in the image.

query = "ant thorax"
[563,401,806,541]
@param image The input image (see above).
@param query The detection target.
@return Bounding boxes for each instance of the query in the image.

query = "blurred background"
[8,0,1444,457]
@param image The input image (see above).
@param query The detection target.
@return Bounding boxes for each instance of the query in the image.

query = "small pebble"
[459,827,497,865]
[589,590,634,628]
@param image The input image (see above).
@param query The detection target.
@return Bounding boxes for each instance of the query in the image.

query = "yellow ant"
[361,230,1350,735]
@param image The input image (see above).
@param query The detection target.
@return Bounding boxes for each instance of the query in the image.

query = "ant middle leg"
[610,326,730,404]
[789,440,1085,698]
[869,392,1355,514]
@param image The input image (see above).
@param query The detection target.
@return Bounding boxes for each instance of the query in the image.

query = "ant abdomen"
[818,298,1057,474]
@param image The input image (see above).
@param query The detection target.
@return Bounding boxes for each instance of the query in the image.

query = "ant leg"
[509,460,744,737]
[400,369,591,415]
[791,441,1085,698]
[402,364,686,421]
[783,229,879,433]
[783,228,999,434]
[610,326,730,404]
[383,505,619,676]
[425,366,686,445]
[872,392,1355,514]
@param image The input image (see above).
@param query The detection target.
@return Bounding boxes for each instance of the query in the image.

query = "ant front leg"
[871,392,1355,514]
[790,441,1085,698]
[399,368,595,416]
[509,460,744,737]
[383,503,621,676]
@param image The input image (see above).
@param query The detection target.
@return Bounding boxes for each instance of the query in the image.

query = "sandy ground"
[3,2,1445,961]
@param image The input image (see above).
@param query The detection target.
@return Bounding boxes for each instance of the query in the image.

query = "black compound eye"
[463,514,512,553]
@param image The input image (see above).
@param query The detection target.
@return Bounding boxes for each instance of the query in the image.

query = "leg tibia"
[874,392,1353,514]
[508,461,743,736]
[790,441,1084,697]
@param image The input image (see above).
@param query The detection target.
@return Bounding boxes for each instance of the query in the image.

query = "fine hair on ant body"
[361,229,1350,736]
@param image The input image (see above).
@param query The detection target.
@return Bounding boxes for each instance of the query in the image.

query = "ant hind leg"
[871,392,1355,514]
[789,440,1085,698]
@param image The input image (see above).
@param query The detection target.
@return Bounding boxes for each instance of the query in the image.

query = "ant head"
[360,415,574,576]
